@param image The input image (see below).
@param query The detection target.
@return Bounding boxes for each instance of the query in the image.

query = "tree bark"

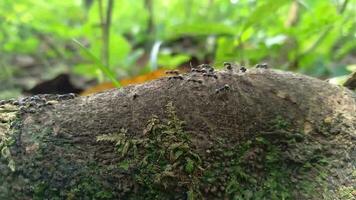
[0,68,355,199]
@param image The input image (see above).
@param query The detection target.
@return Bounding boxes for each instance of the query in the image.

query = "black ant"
[224,62,233,70]
[187,79,203,84]
[198,64,212,69]
[203,73,218,79]
[165,70,179,75]
[215,84,230,94]
[0,100,10,106]
[255,63,268,69]
[168,75,184,80]
[193,68,207,73]
[192,63,212,73]
[57,93,77,101]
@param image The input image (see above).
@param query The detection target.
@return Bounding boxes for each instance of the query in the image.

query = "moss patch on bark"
[97,103,334,199]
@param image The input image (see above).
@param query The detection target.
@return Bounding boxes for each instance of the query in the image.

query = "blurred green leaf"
[158,53,190,69]
[215,37,239,64]
[347,65,356,72]
[73,39,121,87]
[166,23,236,39]
[242,0,289,33]
[73,63,100,79]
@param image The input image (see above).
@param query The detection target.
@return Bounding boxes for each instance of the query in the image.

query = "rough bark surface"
[0,68,355,199]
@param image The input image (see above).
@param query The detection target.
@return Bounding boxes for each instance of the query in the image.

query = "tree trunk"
[0,69,355,199]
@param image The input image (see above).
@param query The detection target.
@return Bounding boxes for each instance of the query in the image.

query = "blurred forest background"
[0,0,355,99]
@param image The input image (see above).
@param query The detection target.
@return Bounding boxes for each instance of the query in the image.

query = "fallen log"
[0,68,355,199]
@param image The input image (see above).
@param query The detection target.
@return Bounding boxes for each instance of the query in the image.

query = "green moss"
[96,104,335,199]
[31,162,116,200]
[337,186,355,200]
[271,115,290,130]
[97,102,202,199]
[21,115,116,199]
[203,136,293,199]
[32,175,114,200]
[0,104,21,172]
[66,176,115,200]
[203,117,332,199]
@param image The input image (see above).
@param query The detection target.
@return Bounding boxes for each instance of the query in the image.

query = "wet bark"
[0,69,355,199]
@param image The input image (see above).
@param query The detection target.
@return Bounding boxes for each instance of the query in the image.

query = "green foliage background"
[0,0,355,98]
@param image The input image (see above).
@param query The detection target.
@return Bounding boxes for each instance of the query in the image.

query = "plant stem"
[104,0,114,68]
[98,0,114,68]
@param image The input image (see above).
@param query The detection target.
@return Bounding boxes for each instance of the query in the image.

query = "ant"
[224,62,233,70]
[255,63,268,69]
[192,63,213,73]
[187,79,203,84]
[168,75,184,80]
[203,73,218,79]
[215,84,231,94]
[165,70,179,75]
[192,68,207,73]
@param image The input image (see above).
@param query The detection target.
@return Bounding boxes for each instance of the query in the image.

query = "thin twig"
[104,0,114,68]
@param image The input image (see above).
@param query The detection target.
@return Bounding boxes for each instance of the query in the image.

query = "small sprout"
[185,158,195,174]
[215,84,231,94]
[224,62,233,70]
[240,66,247,72]
[189,62,194,69]
[165,70,179,75]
